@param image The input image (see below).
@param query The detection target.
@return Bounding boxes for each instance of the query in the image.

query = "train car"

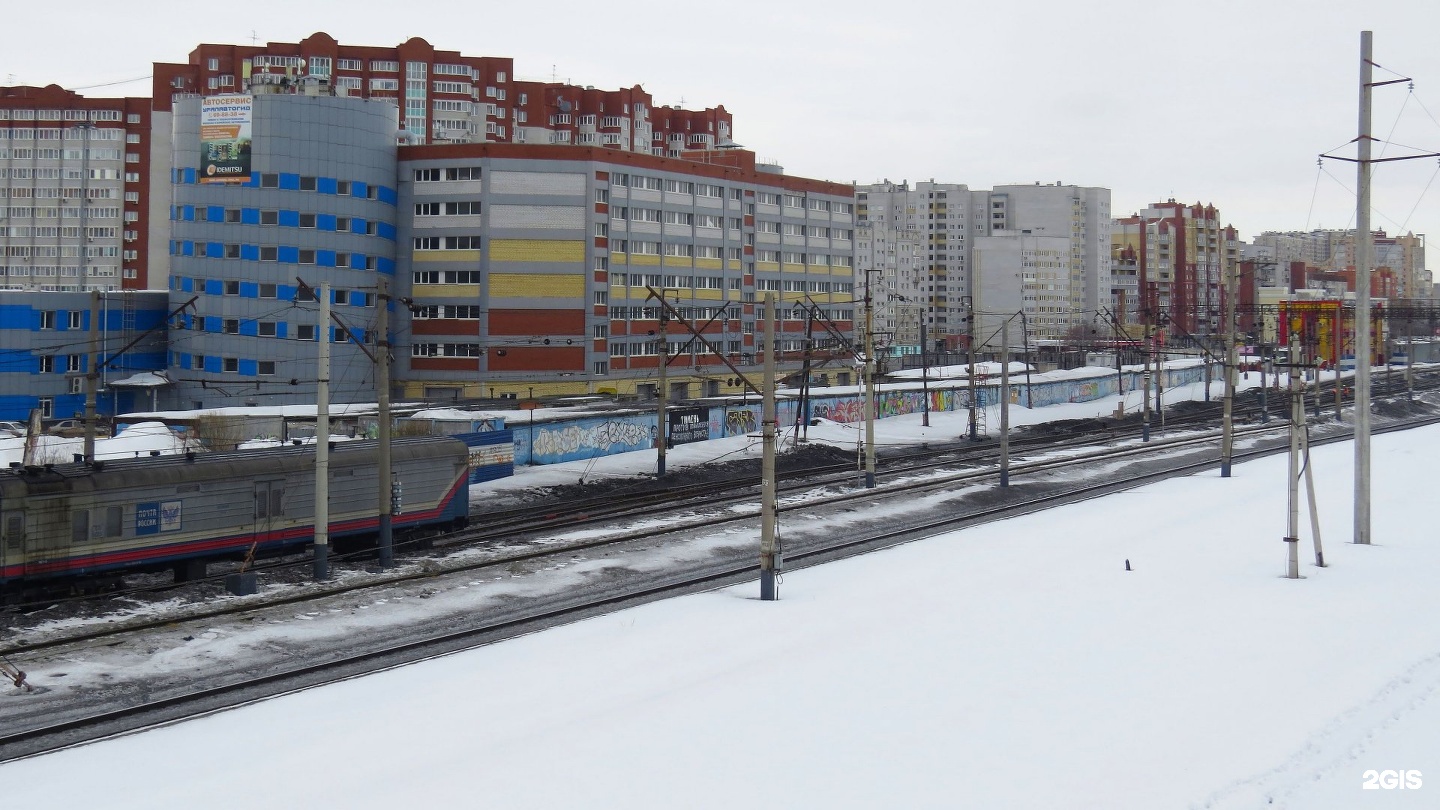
[0,436,469,595]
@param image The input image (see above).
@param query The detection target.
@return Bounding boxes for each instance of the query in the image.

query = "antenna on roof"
[250,30,259,46]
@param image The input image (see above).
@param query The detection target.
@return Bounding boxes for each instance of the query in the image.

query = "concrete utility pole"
[314,282,331,581]
[967,313,979,440]
[1302,423,1326,568]
[919,319,930,427]
[863,275,876,488]
[83,290,100,464]
[1257,353,1268,421]
[759,293,779,601]
[657,302,669,478]
[1142,315,1152,442]
[376,279,393,569]
[1221,253,1238,477]
[1000,317,1011,488]
[1285,340,1302,580]
[1156,339,1165,432]
[1354,30,1374,545]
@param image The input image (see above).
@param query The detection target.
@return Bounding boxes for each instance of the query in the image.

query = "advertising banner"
[200,94,253,184]
[1278,299,1343,366]
[668,407,709,446]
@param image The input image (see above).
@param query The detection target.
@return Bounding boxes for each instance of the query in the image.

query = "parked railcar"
[0,437,469,595]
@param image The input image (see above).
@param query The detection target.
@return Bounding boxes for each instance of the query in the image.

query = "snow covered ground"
[3,375,1438,807]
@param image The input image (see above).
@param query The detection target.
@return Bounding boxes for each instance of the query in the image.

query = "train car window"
[72,511,90,543]
[3,514,22,548]
[95,506,122,538]
[254,483,285,519]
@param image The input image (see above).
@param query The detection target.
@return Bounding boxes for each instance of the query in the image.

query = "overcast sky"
[7,0,1440,247]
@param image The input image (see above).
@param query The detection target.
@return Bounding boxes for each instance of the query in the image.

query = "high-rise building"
[972,233,1072,342]
[150,34,850,405]
[1114,200,1239,339]
[0,289,169,421]
[1,85,153,291]
[396,145,855,399]
[150,32,729,151]
[856,181,992,351]
[857,180,1110,349]
[164,92,402,409]
[989,183,1111,328]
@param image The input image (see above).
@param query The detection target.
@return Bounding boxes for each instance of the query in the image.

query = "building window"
[223,358,238,372]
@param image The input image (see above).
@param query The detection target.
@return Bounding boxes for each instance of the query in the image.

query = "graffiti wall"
[521,414,657,465]
[508,364,1212,465]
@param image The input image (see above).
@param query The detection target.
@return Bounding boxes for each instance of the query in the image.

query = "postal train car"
[0,437,470,597]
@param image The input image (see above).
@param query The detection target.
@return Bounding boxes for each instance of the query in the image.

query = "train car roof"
[1,436,467,493]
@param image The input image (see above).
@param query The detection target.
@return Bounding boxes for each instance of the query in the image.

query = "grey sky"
[8,0,1439,247]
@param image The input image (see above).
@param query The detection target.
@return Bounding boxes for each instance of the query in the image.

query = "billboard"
[1278,300,1343,366]
[200,94,253,183]
[667,407,709,446]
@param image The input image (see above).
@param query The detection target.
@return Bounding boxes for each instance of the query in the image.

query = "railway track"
[3,401,1437,762]
[3,368,1435,634]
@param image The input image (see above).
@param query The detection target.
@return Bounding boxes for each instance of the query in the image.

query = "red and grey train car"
[1,437,470,595]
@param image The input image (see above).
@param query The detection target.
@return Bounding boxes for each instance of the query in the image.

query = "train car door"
[0,511,19,574]
[252,480,284,550]
[24,498,71,576]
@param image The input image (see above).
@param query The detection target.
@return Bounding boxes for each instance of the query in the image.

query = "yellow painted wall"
[412,284,481,299]
[414,250,482,263]
[489,273,585,298]
[489,239,586,263]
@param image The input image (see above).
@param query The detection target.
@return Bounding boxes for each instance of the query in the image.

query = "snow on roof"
[109,371,171,388]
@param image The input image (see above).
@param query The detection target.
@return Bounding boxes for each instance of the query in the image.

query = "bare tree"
[190,414,247,452]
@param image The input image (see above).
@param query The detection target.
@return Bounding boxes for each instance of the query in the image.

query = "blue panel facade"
[167,93,398,409]
[0,291,170,421]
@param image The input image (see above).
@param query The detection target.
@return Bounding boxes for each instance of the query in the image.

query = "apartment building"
[163,92,400,408]
[150,32,730,153]
[146,32,737,349]
[1261,224,1428,298]
[1113,200,1239,338]
[972,233,1072,344]
[396,145,855,400]
[857,180,1111,348]
[0,289,169,421]
[0,85,153,291]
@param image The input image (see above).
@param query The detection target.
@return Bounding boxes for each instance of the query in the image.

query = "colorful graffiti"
[531,418,654,463]
[513,364,1212,464]
[723,408,759,436]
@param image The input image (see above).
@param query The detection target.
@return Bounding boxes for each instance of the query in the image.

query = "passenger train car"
[0,437,470,595]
